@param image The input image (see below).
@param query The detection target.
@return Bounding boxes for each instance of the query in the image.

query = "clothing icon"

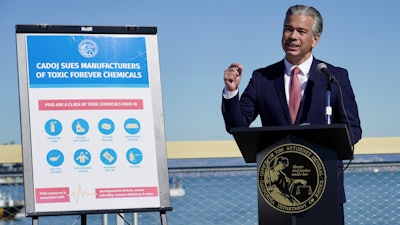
[74,149,91,166]
[72,119,89,135]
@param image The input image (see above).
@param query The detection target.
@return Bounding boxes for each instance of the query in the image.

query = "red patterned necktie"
[289,67,301,124]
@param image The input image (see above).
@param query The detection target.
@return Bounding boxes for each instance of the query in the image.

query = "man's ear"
[312,34,321,48]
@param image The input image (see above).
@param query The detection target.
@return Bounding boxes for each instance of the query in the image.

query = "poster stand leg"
[32,216,39,225]
[81,214,87,225]
[116,213,124,225]
[103,214,109,225]
[133,212,138,225]
[160,210,168,225]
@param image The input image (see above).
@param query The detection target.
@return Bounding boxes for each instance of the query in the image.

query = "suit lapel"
[271,59,323,125]
[273,60,292,124]
[297,59,321,124]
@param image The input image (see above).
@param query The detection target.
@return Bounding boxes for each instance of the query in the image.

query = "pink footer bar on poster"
[38,99,144,110]
[35,187,70,203]
[96,187,158,198]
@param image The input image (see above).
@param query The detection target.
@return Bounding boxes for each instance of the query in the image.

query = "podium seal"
[258,143,326,214]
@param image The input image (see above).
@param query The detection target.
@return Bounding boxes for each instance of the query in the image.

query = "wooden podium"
[231,124,353,225]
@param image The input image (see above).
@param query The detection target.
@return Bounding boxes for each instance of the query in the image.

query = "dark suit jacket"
[222,58,362,203]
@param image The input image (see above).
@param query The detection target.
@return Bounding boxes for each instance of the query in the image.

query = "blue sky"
[1,1,399,144]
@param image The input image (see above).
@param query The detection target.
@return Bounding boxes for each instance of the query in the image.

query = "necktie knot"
[289,67,301,124]
[291,67,301,76]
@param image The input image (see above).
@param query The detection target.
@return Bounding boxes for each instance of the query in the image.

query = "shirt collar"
[284,55,314,76]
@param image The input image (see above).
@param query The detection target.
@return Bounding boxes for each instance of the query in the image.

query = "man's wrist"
[223,87,239,99]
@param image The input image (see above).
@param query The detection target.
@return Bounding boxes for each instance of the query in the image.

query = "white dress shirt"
[284,55,313,104]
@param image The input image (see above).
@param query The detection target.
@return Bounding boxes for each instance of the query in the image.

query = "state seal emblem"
[258,143,326,214]
[78,39,98,58]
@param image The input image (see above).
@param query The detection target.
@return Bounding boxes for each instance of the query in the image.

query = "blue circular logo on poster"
[72,119,89,135]
[126,148,143,165]
[124,118,141,135]
[46,149,64,167]
[45,119,62,136]
[98,118,115,135]
[78,39,98,58]
[100,148,117,165]
[74,149,91,166]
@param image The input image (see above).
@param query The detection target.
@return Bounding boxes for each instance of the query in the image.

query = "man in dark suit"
[221,5,361,225]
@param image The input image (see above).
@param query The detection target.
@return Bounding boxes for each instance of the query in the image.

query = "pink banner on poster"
[95,187,158,199]
[38,99,144,110]
[35,187,70,203]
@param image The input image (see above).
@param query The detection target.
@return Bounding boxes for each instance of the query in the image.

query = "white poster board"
[16,25,171,216]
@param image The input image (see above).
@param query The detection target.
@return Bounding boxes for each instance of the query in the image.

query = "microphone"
[316,63,334,82]
[317,62,356,168]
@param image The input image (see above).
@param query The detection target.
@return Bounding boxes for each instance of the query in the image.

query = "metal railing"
[0,160,399,225]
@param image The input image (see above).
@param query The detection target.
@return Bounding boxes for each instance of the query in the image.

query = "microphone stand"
[318,64,355,172]
[325,77,333,125]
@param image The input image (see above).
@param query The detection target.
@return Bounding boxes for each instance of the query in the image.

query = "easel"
[16,24,172,225]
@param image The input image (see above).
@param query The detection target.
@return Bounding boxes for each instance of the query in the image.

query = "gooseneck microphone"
[317,62,356,171]
[316,62,355,156]
[317,63,334,83]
